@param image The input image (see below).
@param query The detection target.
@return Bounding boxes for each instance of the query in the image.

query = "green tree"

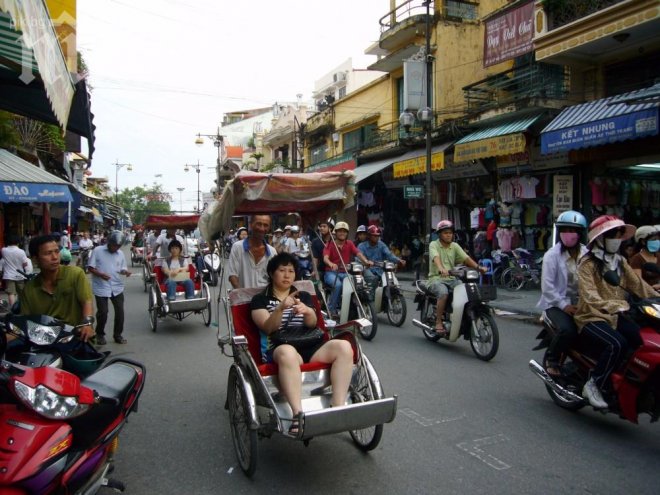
[117,184,172,225]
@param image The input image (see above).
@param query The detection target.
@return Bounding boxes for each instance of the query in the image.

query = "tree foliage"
[116,184,172,225]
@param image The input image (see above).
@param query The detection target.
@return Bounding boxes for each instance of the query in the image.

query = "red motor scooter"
[529,266,660,424]
[0,329,145,493]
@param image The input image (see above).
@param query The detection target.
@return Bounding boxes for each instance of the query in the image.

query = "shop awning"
[453,115,542,162]
[91,207,102,223]
[0,2,75,128]
[78,205,93,214]
[354,158,396,183]
[0,149,73,203]
[540,89,659,154]
[393,142,454,178]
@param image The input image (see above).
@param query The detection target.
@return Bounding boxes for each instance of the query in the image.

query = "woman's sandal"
[434,325,448,337]
[288,412,302,436]
[545,360,561,377]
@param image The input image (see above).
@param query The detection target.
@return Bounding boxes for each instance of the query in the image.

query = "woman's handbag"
[272,326,324,349]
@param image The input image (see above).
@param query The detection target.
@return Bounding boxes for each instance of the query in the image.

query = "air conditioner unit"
[333,72,346,83]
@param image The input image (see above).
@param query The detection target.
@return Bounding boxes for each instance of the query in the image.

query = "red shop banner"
[483,0,534,67]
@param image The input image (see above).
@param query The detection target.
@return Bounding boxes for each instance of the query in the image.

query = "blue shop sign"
[541,108,658,154]
[0,182,73,203]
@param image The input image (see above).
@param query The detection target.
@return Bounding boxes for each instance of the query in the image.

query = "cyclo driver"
[427,220,486,336]
[358,225,405,297]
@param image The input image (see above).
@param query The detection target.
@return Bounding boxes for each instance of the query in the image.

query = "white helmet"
[634,225,659,243]
[334,221,349,232]
[291,225,300,233]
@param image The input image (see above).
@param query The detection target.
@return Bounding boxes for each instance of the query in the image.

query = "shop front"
[541,85,660,226]
[0,149,73,247]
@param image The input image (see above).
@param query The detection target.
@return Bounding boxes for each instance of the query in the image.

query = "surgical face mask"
[647,239,660,253]
[560,232,579,248]
[604,238,622,254]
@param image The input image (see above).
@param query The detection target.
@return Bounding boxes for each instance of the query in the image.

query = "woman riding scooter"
[574,215,658,409]
[536,210,588,376]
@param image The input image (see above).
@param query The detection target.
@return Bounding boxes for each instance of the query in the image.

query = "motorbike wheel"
[210,268,219,287]
[469,310,499,361]
[148,287,158,333]
[386,292,407,327]
[542,349,586,411]
[421,300,441,342]
[349,355,384,451]
[227,366,258,477]
[350,294,378,341]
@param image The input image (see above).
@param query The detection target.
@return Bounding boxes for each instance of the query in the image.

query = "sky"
[76,0,390,213]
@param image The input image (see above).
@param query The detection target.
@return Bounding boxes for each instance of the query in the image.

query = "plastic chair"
[479,259,494,285]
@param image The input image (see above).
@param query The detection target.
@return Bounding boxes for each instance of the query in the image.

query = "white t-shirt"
[518,176,540,199]
[79,238,94,249]
[1,245,29,281]
[155,234,186,258]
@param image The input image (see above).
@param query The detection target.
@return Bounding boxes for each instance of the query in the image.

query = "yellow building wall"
[46,0,77,73]
[333,75,393,134]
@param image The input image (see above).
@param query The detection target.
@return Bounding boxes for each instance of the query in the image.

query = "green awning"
[455,114,542,145]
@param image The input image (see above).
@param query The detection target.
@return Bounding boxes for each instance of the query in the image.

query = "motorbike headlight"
[27,322,61,345]
[384,261,395,271]
[350,263,363,275]
[642,304,660,319]
[465,269,480,281]
[13,381,90,419]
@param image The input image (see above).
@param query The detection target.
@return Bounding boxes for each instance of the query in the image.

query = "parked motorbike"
[529,265,660,422]
[412,266,499,361]
[3,314,107,375]
[371,260,407,327]
[0,328,146,493]
[324,261,377,340]
[201,247,221,287]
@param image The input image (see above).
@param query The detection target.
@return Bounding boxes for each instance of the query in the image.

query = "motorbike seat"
[69,362,138,448]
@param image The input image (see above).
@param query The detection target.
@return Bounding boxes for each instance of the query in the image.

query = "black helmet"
[107,230,125,246]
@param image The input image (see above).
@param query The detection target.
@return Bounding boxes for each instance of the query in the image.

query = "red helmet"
[367,225,381,236]
[436,220,454,232]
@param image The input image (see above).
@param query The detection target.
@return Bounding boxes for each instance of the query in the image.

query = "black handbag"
[271,326,325,349]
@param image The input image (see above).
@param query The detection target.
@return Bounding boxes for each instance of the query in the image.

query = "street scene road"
[106,256,659,495]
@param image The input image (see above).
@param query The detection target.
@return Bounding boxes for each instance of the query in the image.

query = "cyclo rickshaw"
[198,170,397,477]
[144,214,212,332]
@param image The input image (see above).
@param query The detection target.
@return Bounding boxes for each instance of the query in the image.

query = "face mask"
[604,238,622,254]
[647,239,660,253]
[560,232,579,248]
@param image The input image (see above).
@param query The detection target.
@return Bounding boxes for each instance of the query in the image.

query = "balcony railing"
[378,0,432,33]
[543,0,624,30]
[463,62,570,114]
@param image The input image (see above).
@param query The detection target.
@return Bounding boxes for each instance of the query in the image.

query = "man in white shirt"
[87,231,132,345]
[78,231,94,250]
[285,226,303,255]
[60,230,71,250]
[1,234,29,306]
[153,228,185,265]
[227,215,277,289]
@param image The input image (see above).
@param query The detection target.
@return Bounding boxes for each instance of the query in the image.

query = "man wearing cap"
[358,225,405,296]
[355,225,368,245]
[574,215,658,409]
[322,222,372,318]
[285,225,303,255]
[311,219,333,280]
[277,225,292,254]
[227,214,277,289]
[272,228,284,250]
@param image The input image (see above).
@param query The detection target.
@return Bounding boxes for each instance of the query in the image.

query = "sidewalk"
[395,270,542,321]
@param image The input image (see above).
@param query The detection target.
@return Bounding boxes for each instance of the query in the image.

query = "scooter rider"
[575,215,658,409]
[358,225,405,295]
[322,221,373,319]
[536,210,588,376]
[428,220,486,336]
[311,219,333,281]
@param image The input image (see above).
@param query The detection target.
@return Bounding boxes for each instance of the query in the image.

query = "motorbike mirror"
[642,262,660,274]
[603,270,620,287]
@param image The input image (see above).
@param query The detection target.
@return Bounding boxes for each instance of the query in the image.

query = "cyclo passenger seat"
[228,280,358,377]
[153,263,201,294]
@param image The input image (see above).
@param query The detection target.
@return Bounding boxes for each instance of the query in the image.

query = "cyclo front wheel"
[349,354,384,451]
[227,366,257,477]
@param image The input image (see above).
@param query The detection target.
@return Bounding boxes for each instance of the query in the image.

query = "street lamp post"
[113,160,132,205]
[195,128,229,188]
[184,160,202,212]
[176,187,185,214]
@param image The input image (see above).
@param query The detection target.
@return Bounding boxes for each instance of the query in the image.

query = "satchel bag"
[272,326,324,349]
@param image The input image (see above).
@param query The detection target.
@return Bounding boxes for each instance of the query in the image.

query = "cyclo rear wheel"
[227,366,257,476]
[349,355,384,451]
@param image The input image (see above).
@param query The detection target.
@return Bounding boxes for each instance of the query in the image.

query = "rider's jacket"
[358,240,399,275]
